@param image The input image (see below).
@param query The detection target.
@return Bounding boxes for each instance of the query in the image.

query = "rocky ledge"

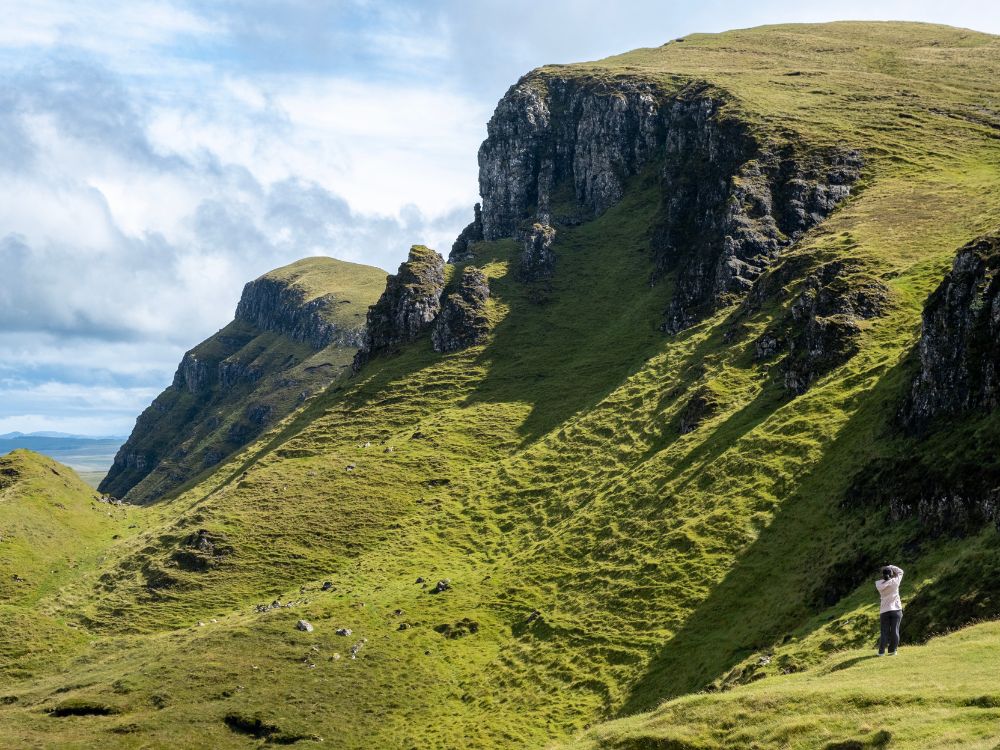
[235,276,364,350]
[353,246,446,370]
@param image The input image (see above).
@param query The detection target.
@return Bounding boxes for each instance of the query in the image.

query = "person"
[876,564,904,656]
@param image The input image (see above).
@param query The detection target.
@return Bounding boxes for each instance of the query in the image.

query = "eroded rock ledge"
[235,276,365,350]
[432,266,491,353]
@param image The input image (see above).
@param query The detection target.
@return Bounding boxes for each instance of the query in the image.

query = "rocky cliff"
[234,275,366,350]
[902,232,1000,427]
[100,257,385,503]
[847,233,1000,536]
[474,74,862,331]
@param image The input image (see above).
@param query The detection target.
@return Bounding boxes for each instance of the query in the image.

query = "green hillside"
[2,20,1000,749]
[0,451,138,679]
[570,620,1000,749]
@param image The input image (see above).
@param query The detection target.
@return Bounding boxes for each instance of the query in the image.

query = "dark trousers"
[879,609,902,654]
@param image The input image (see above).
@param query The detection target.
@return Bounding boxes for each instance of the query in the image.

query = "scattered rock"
[434,618,480,639]
[295,620,314,633]
[335,628,352,637]
[398,622,411,631]
[430,579,451,594]
[321,581,334,591]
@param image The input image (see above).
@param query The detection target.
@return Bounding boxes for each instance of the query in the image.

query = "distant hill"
[0,435,123,487]
[99,256,387,504]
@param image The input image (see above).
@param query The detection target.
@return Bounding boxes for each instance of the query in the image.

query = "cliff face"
[234,276,365,350]
[846,233,1000,537]
[431,266,491,353]
[902,233,1000,428]
[475,74,861,330]
[478,76,663,240]
[100,257,385,503]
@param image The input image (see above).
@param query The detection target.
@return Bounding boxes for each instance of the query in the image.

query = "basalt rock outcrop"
[517,222,557,281]
[449,203,484,263]
[101,257,384,504]
[843,234,1000,537]
[235,275,366,349]
[779,261,889,394]
[474,73,862,331]
[432,266,491,353]
[478,75,663,239]
[901,232,1000,428]
[353,245,446,370]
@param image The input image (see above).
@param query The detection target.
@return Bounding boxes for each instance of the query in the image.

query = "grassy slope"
[1,21,1000,749]
[108,256,386,504]
[0,451,139,680]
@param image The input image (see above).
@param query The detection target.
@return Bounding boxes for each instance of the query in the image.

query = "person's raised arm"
[889,564,903,581]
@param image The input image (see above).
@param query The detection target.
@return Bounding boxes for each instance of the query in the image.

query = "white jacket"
[875,565,904,613]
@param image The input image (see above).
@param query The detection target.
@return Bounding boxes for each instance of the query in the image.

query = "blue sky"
[1,0,998,437]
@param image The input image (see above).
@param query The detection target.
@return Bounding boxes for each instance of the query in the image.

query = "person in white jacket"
[876,564,904,656]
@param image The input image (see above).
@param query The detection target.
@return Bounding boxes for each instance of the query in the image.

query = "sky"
[1,0,998,437]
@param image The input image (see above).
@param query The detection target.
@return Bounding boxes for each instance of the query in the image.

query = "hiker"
[876,564,904,656]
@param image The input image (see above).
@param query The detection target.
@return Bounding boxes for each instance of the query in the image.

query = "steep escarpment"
[476,73,862,331]
[100,257,385,504]
[847,233,1000,538]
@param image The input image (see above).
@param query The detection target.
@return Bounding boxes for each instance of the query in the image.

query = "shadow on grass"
[828,654,880,672]
[617,354,915,716]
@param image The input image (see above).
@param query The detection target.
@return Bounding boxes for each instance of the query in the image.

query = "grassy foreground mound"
[1,20,1000,749]
[569,620,1000,750]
